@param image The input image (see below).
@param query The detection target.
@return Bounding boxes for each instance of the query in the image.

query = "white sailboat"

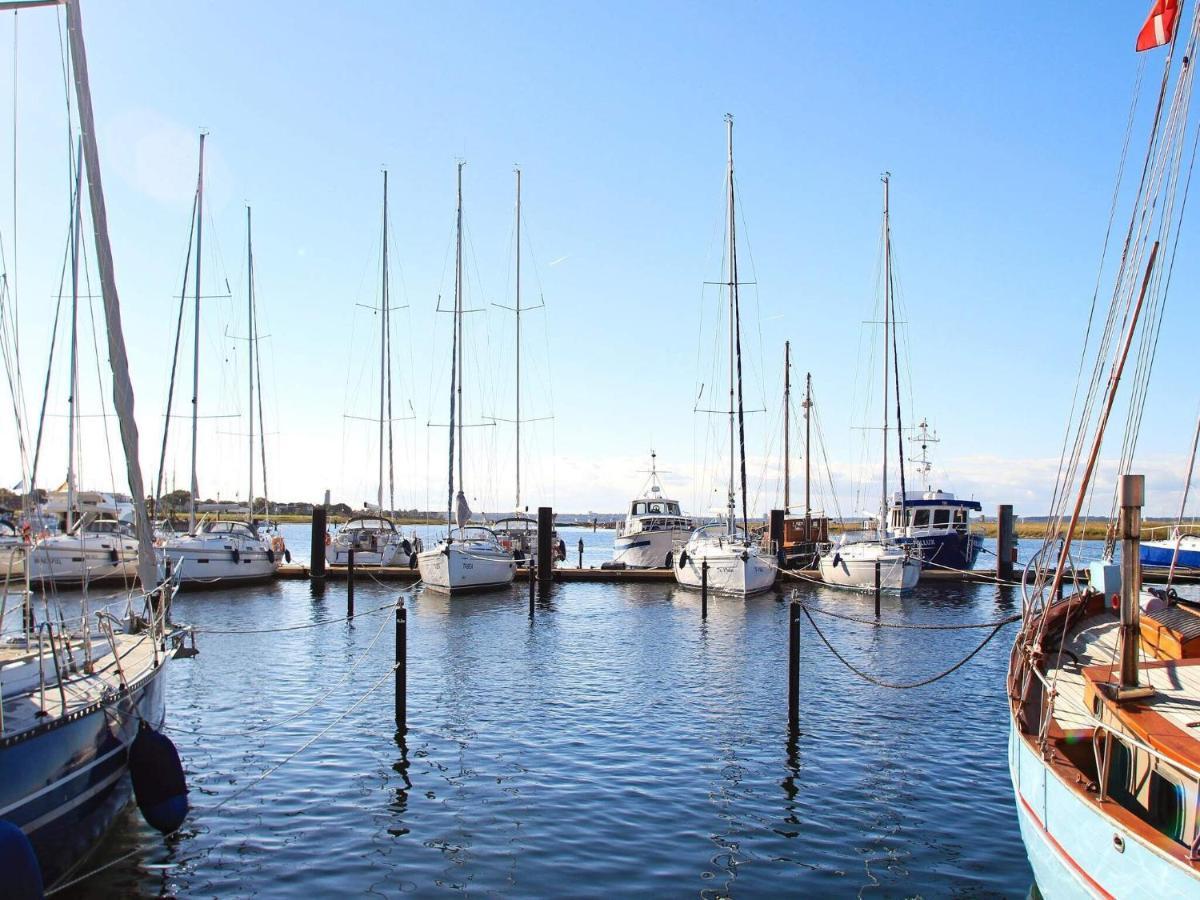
[327,169,416,567]
[158,144,279,585]
[818,174,920,593]
[612,452,693,569]
[28,142,137,586]
[674,115,777,598]
[417,163,517,593]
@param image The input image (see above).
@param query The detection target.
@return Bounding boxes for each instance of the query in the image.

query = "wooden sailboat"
[818,174,920,592]
[417,163,516,593]
[1009,7,1200,895]
[1,0,188,887]
[674,115,777,597]
[779,361,830,569]
[158,143,279,585]
[327,170,416,567]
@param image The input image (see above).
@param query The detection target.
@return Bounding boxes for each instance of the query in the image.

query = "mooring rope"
[796,601,1018,690]
[797,599,1022,631]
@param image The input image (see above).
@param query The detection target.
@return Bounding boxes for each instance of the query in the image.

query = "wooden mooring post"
[528,562,535,618]
[395,600,406,730]
[310,504,327,579]
[874,560,881,619]
[701,559,709,619]
[788,597,800,732]
[769,509,785,560]
[346,549,355,617]
[537,506,553,584]
[997,505,1015,582]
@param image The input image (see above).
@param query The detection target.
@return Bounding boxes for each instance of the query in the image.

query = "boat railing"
[1143,523,1200,542]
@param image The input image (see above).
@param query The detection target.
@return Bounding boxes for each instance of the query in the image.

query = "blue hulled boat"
[1140,529,1200,569]
[886,489,984,571]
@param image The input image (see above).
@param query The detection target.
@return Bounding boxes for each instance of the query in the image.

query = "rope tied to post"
[792,596,1021,690]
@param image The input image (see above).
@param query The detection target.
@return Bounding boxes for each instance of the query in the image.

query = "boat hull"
[613,528,690,569]
[818,550,920,591]
[0,656,168,888]
[417,544,516,593]
[674,546,777,596]
[159,543,277,585]
[1008,713,1200,899]
[1140,539,1200,569]
[27,536,138,585]
[893,530,983,571]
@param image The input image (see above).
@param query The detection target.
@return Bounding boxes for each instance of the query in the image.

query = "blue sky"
[2,1,1197,517]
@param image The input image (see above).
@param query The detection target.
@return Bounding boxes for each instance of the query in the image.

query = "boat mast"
[188,132,205,534]
[880,173,890,541]
[65,0,158,591]
[515,165,521,511]
[446,161,464,535]
[456,163,465,510]
[783,341,790,512]
[725,114,736,535]
[66,141,81,532]
[246,205,254,520]
[379,170,387,514]
[804,372,812,533]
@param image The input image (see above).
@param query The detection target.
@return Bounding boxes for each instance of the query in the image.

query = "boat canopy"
[343,516,398,532]
[201,520,259,539]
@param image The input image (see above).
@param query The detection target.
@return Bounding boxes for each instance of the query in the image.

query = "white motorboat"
[418,526,518,593]
[818,537,920,592]
[613,453,692,569]
[326,514,414,567]
[675,523,777,596]
[28,516,139,586]
[490,514,563,569]
[673,116,777,598]
[159,519,279,584]
[417,162,515,593]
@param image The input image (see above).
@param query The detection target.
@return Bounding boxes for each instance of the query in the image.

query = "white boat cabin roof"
[889,489,981,512]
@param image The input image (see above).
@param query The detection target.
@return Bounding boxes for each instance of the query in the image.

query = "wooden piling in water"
[874,560,881,619]
[997,505,1015,582]
[537,506,553,584]
[788,597,800,732]
[528,562,535,617]
[577,538,584,569]
[395,600,406,730]
[701,559,709,619]
[310,505,327,579]
[347,549,355,617]
[769,509,785,558]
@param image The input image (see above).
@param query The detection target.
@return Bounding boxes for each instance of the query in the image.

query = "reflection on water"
[50,525,1058,897]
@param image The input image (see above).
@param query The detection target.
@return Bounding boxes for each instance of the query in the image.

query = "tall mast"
[379,170,388,514]
[246,205,254,520]
[188,132,205,534]
[725,114,736,534]
[880,173,890,541]
[783,341,790,512]
[804,372,812,530]
[66,141,82,532]
[515,166,522,511]
[65,0,158,591]
[455,163,464,499]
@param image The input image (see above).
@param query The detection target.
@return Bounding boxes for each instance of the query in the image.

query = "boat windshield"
[690,522,750,541]
[450,526,501,544]
[632,500,681,516]
[346,517,396,532]
[493,517,537,531]
[87,519,132,536]
[202,521,257,539]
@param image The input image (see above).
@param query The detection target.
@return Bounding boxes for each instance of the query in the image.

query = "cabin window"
[667,503,680,515]
[1148,771,1186,843]
[912,509,930,527]
[953,509,967,524]
[1106,739,1134,805]
[933,509,951,527]
[633,503,647,516]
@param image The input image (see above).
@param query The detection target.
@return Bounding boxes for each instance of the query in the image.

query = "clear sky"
[2,1,1197,518]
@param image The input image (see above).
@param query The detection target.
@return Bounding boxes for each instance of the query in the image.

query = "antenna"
[907,418,939,491]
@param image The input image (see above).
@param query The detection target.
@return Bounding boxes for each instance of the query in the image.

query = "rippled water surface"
[64,525,1062,898]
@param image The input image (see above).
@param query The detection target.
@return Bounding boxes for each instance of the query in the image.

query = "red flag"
[1136,0,1180,52]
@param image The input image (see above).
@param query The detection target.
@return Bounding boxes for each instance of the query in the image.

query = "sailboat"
[612,452,693,569]
[777,349,830,569]
[489,167,563,568]
[1009,7,1200,896]
[1,0,188,886]
[674,115,777,597]
[327,170,417,568]
[417,163,517,593]
[818,174,920,592]
[158,140,280,586]
[27,142,138,586]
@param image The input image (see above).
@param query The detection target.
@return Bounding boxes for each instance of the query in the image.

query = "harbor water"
[64,525,1080,897]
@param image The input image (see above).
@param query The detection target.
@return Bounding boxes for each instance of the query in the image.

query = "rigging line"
[28,235,71,491]
[80,229,119,496]
[9,9,16,351]
[887,214,907,517]
[154,192,197,507]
